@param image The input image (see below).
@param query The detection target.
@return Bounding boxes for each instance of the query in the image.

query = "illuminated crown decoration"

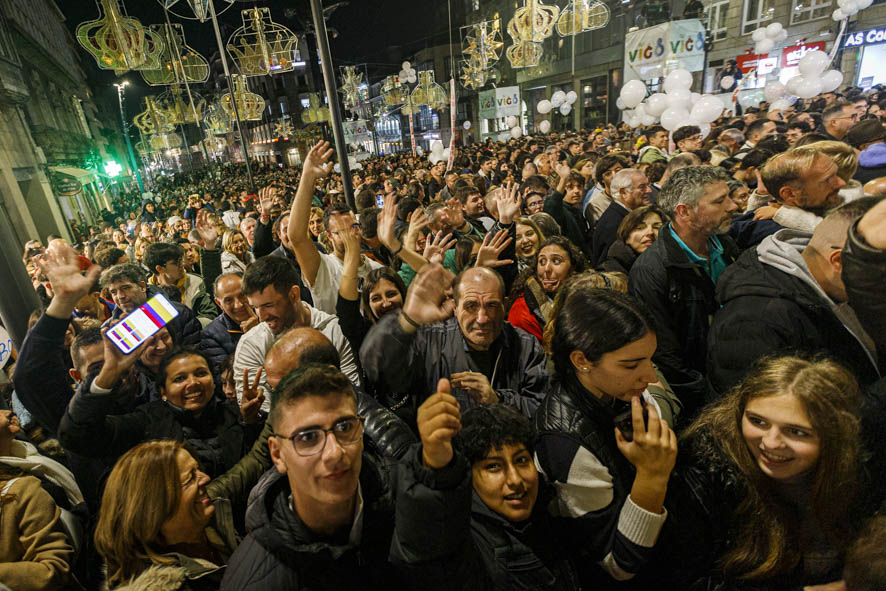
[161,0,236,22]
[227,8,298,76]
[76,0,164,74]
[158,84,206,125]
[205,101,233,135]
[149,133,182,150]
[133,96,175,135]
[135,138,155,155]
[339,66,367,114]
[381,75,407,105]
[221,75,265,121]
[141,24,209,85]
[411,70,448,111]
[506,0,559,68]
[301,94,330,124]
[556,0,610,36]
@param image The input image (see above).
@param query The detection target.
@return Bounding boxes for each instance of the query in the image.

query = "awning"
[49,166,96,184]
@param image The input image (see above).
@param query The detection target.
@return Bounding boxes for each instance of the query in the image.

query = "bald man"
[361,265,549,428]
[707,197,881,395]
[864,177,886,197]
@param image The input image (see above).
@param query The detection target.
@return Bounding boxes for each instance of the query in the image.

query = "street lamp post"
[113,82,145,192]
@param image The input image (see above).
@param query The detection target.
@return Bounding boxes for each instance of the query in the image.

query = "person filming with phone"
[533,284,678,587]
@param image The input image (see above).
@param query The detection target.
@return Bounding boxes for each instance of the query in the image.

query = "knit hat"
[167,215,183,227]
[846,119,886,148]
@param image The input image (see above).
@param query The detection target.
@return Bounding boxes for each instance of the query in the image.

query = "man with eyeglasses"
[672,125,703,156]
[289,142,383,315]
[220,363,469,590]
[819,103,858,142]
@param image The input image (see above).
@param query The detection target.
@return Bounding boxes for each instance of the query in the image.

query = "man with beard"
[629,166,740,417]
[233,255,361,411]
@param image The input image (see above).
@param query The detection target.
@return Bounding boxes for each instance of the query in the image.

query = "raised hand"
[341,224,363,262]
[555,161,572,179]
[474,229,514,269]
[417,378,461,469]
[406,208,431,249]
[303,141,335,180]
[495,182,522,225]
[450,371,498,405]
[195,209,219,250]
[400,263,456,329]
[615,397,677,480]
[257,186,277,217]
[422,231,456,265]
[240,367,266,425]
[36,243,101,308]
[240,305,259,334]
[94,325,151,389]
[378,193,399,251]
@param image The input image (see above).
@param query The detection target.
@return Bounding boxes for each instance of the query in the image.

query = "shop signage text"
[479,86,520,119]
[624,19,706,82]
[782,42,827,67]
[844,27,886,48]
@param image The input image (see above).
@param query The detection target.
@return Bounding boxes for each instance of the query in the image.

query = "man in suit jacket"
[592,169,652,264]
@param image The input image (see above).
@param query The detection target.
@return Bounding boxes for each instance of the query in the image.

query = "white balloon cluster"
[617,69,725,132]
[784,50,843,99]
[537,89,578,117]
[833,0,873,20]
[399,61,417,85]
[750,22,787,55]
[428,139,451,165]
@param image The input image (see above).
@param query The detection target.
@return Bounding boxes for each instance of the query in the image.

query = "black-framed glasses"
[271,415,365,456]
[329,223,361,236]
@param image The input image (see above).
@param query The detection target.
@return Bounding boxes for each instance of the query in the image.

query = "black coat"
[592,201,629,265]
[200,312,242,374]
[843,218,886,365]
[728,211,782,250]
[707,245,880,396]
[599,239,638,275]
[544,190,594,260]
[629,226,740,416]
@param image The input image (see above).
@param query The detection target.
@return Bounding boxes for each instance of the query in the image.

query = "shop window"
[705,0,730,41]
[790,0,833,23]
[742,0,775,35]
[581,76,608,129]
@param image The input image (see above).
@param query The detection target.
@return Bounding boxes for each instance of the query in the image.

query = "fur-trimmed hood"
[111,554,223,591]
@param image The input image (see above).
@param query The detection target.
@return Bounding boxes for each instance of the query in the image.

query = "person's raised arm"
[39,244,102,322]
[288,141,333,285]
[378,193,431,273]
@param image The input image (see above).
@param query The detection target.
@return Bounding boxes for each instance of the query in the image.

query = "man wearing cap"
[165,216,186,241]
[850,119,886,184]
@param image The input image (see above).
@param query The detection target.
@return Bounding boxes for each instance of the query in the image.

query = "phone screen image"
[376,194,385,208]
[106,294,179,354]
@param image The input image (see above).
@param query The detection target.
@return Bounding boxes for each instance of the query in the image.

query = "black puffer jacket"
[629,226,740,415]
[707,237,880,396]
[842,218,886,367]
[220,451,468,591]
[59,373,261,478]
[200,312,242,373]
[544,190,594,260]
[599,239,638,275]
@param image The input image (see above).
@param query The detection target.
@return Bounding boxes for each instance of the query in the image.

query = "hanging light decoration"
[381,75,407,106]
[221,74,265,121]
[77,0,165,74]
[460,19,503,89]
[205,101,233,135]
[411,70,448,111]
[150,133,182,150]
[274,118,294,138]
[300,94,330,124]
[506,0,559,68]
[339,66,367,114]
[227,7,298,76]
[556,0,610,36]
[158,84,206,125]
[141,24,210,86]
[133,96,176,136]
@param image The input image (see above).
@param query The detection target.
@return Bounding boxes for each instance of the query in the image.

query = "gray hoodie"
[756,229,877,368]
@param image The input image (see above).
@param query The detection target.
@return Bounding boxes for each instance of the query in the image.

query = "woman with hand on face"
[599,205,666,275]
[507,237,585,342]
[59,333,263,478]
[514,217,546,270]
[220,229,254,275]
[95,440,240,590]
[533,286,678,587]
[660,357,872,590]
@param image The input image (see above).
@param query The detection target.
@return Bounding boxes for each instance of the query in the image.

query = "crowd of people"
[3,83,886,591]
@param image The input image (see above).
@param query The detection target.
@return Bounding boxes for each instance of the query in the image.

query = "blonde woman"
[221,229,254,274]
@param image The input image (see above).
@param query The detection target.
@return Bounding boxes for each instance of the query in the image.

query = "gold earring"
[162,396,167,402]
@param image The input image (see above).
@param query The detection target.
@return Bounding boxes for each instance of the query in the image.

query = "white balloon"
[506,115,518,128]
[559,103,572,116]
[764,81,786,102]
[538,120,551,134]
[765,22,783,38]
[691,96,724,123]
[666,88,692,109]
[832,8,846,20]
[430,139,444,154]
[537,99,553,114]
[645,93,669,117]
[399,70,408,80]
[769,99,791,112]
[785,75,804,96]
[402,61,411,70]
[442,148,451,160]
[857,0,873,8]
[551,90,567,107]
[752,28,767,42]
[615,97,626,110]
[691,92,702,104]
[844,0,859,13]
[634,103,647,117]
[660,107,690,131]
[820,69,844,93]
[641,114,657,126]
[663,69,693,93]
[565,90,578,104]
[776,29,788,42]
[698,122,712,140]
[756,38,775,54]
[798,50,830,77]
[794,76,824,99]
[619,80,647,109]
[463,120,472,130]
[429,153,442,165]
[510,126,522,139]
[720,76,735,90]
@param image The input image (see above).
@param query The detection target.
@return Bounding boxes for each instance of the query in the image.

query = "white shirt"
[306,252,382,315]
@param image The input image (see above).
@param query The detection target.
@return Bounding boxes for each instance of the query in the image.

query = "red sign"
[782,42,826,68]
[736,53,767,73]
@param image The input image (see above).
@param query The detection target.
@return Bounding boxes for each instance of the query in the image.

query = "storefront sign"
[478,86,520,119]
[50,173,83,196]
[624,19,706,82]
[844,26,886,48]
[343,120,372,144]
[782,42,826,68]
